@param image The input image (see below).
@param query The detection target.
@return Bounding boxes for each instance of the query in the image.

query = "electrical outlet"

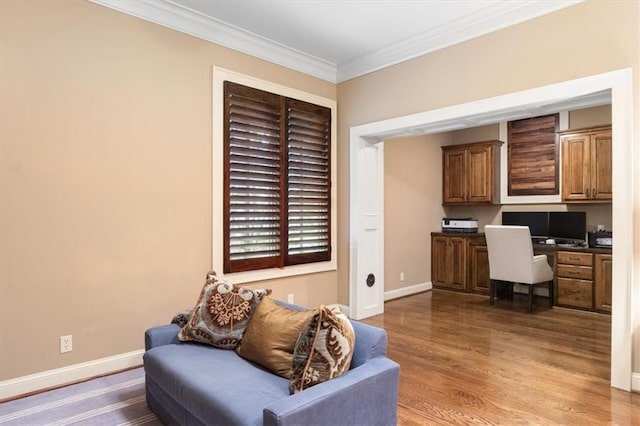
[287,293,294,303]
[400,272,405,282]
[60,335,72,353]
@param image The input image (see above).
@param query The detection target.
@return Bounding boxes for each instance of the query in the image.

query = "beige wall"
[338,0,638,373]
[384,134,448,292]
[0,0,336,380]
[2,0,638,386]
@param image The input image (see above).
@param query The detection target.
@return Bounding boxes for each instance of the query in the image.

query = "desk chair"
[484,225,555,313]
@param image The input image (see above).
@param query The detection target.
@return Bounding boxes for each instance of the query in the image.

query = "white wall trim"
[632,372,640,393]
[89,0,581,84]
[89,0,336,82]
[384,282,432,302]
[338,282,432,317]
[337,1,582,82]
[0,350,144,401]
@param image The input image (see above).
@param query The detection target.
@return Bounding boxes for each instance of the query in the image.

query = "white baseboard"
[336,304,350,316]
[632,372,640,393]
[339,282,432,317]
[384,282,432,301]
[0,349,144,401]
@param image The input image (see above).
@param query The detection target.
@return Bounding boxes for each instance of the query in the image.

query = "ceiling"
[91,0,582,83]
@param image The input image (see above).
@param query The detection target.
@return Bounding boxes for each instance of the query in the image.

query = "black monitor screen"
[501,212,549,238]
[548,211,587,242]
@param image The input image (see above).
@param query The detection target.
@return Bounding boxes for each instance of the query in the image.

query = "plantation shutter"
[285,100,331,265]
[224,82,284,273]
[223,81,331,273]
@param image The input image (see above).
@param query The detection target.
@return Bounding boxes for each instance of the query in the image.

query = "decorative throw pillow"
[178,271,271,349]
[289,305,355,394]
[236,297,316,378]
[170,309,193,328]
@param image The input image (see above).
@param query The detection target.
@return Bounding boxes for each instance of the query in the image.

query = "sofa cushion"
[236,297,316,379]
[144,343,289,426]
[178,271,271,349]
[289,305,355,394]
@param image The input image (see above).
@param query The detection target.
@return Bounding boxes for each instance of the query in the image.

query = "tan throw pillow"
[236,297,316,379]
[289,305,355,394]
[178,271,271,349]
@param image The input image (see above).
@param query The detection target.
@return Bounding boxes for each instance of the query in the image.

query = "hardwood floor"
[360,289,639,425]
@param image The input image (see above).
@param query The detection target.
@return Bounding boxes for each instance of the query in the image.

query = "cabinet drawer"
[557,278,593,309]
[557,264,593,280]
[557,251,593,266]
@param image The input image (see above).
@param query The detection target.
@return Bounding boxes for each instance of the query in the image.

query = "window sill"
[218,260,337,285]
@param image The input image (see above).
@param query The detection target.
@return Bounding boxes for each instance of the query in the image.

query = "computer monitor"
[501,212,549,238]
[548,211,587,243]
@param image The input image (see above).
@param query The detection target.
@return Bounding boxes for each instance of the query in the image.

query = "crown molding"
[91,0,581,84]
[336,0,582,82]
[89,0,338,82]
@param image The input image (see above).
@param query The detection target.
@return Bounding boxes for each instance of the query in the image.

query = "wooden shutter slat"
[285,97,331,264]
[225,81,283,272]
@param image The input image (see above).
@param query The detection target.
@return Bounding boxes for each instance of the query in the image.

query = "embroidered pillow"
[236,297,316,378]
[178,271,271,349]
[289,305,355,394]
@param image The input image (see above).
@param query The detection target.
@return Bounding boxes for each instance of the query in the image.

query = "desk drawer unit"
[557,278,593,309]
[556,251,594,310]
[556,264,593,280]
[557,251,592,266]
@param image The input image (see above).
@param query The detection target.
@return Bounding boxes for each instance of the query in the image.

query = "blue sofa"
[143,308,400,426]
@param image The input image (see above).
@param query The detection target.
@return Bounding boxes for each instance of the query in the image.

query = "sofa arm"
[263,357,400,426]
[145,324,181,351]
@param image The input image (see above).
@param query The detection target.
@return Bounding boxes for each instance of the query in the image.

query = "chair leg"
[528,285,534,313]
[489,280,495,305]
[548,280,554,307]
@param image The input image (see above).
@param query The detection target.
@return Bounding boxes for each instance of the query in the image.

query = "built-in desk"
[430,232,612,313]
[532,244,611,312]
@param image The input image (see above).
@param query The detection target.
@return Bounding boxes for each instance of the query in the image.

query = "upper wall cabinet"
[560,126,612,202]
[442,140,503,205]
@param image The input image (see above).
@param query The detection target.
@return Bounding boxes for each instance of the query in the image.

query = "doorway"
[348,69,634,391]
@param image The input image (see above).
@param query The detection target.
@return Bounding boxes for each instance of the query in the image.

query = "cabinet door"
[557,278,593,309]
[469,244,490,293]
[467,145,493,203]
[590,130,612,201]
[431,236,466,290]
[595,254,612,313]
[431,236,450,286]
[443,149,467,204]
[448,237,467,290]
[562,134,590,201]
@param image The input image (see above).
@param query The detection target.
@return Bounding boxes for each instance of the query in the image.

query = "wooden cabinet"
[431,234,488,292]
[442,140,502,205]
[432,235,612,314]
[431,235,467,290]
[556,251,593,310]
[595,254,612,313]
[560,126,612,202]
[468,242,490,294]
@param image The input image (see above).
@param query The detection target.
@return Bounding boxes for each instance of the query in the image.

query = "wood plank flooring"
[360,290,639,425]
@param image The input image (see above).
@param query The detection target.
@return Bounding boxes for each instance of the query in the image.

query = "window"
[223,81,331,273]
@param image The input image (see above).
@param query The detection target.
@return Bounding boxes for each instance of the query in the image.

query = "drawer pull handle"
[571,289,581,293]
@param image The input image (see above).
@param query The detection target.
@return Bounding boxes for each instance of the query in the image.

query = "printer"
[441,217,479,233]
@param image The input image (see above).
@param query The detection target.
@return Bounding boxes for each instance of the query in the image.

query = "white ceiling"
[92,0,583,83]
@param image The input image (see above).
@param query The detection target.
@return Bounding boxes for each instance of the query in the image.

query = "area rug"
[0,367,161,425]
